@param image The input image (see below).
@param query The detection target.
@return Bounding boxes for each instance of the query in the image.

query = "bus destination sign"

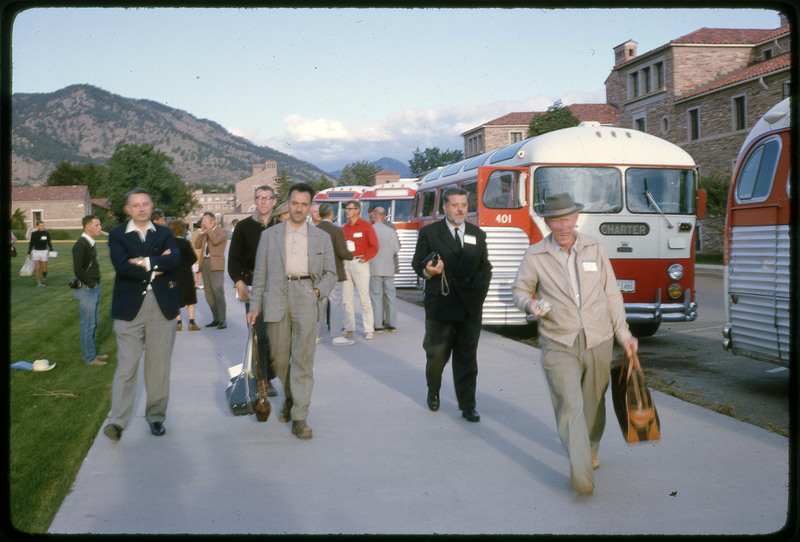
[599,222,650,236]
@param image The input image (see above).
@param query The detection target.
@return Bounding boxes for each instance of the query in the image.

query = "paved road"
[49,283,790,535]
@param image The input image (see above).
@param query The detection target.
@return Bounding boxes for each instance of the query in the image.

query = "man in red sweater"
[341,200,379,340]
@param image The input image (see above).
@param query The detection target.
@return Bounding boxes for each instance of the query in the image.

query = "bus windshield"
[626,168,695,214]
[359,199,413,223]
[534,167,622,214]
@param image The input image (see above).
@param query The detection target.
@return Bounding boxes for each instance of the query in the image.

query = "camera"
[422,252,440,268]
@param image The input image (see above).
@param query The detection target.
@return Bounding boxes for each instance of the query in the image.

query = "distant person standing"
[104,187,181,441]
[168,219,200,332]
[412,187,492,423]
[341,200,378,340]
[369,207,400,333]
[228,185,279,396]
[316,203,355,346]
[151,208,166,225]
[247,183,337,439]
[310,204,322,226]
[194,212,228,329]
[71,214,109,367]
[190,221,204,289]
[28,221,53,287]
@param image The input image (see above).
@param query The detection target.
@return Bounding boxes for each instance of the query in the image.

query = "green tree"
[274,166,293,203]
[527,100,581,138]
[408,147,464,176]
[11,208,26,230]
[307,175,334,195]
[46,161,108,197]
[105,142,197,221]
[338,161,381,186]
[698,172,731,221]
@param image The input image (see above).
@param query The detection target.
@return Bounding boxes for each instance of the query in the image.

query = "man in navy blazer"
[103,187,181,441]
[412,187,492,422]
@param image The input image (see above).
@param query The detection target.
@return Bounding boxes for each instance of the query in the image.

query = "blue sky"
[12,7,783,173]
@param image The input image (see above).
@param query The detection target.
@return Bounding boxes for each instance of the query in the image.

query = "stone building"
[369,169,401,186]
[236,160,279,213]
[11,185,92,235]
[461,104,620,158]
[185,189,237,227]
[605,15,790,253]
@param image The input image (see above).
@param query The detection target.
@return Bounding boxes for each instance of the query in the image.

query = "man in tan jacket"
[195,212,228,329]
[512,193,637,496]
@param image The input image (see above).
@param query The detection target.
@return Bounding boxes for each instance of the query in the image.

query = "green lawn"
[9,240,117,534]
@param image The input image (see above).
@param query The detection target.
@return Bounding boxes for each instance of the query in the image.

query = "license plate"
[617,279,635,293]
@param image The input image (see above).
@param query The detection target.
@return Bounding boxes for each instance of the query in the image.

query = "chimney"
[779,13,789,27]
[613,40,638,66]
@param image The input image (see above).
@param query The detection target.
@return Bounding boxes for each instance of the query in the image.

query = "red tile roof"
[12,185,89,201]
[473,104,619,133]
[678,53,790,101]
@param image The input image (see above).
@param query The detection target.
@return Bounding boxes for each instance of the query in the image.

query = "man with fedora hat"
[512,192,637,495]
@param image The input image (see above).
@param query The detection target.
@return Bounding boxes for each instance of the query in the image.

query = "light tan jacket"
[194,224,227,272]
[511,232,632,349]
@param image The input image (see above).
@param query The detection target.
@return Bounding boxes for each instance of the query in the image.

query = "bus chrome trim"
[481,227,531,326]
[395,229,419,288]
[624,288,697,323]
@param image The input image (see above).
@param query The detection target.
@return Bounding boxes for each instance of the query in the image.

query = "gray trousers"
[267,279,318,421]
[110,291,177,428]
[539,330,613,484]
[201,259,226,322]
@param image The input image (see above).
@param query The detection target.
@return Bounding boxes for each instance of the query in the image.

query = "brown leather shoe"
[292,420,313,439]
[96,354,109,360]
[176,321,182,331]
[188,322,201,331]
[86,359,107,367]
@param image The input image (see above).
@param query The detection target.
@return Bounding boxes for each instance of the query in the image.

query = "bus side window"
[483,171,523,209]
[461,180,478,213]
[736,138,780,201]
[421,190,437,217]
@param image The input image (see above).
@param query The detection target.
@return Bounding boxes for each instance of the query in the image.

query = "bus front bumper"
[625,288,697,324]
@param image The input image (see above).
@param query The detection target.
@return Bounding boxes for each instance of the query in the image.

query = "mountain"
[327,157,413,180]
[11,84,331,187]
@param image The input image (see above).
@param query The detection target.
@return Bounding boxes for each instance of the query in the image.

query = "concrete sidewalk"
[49,282,789,535]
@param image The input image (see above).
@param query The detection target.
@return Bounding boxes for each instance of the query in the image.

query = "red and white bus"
[412,122,705,334]
[357,181,420,287]
[313,185,369,226]
[722,98,791,365]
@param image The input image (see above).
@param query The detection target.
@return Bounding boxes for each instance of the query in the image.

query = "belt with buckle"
[286,275,311,281]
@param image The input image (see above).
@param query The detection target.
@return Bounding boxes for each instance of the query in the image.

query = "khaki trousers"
[110,291,177,428]
[267,279,318,421]
[539,330,613,484]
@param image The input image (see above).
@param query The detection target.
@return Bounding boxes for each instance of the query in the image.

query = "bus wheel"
[629,322,660,338]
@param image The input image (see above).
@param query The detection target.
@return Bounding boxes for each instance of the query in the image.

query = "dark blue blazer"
[108,222,181,321]
[412,219,492,322]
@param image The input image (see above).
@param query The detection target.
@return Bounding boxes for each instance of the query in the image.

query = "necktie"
[454,227,462,248]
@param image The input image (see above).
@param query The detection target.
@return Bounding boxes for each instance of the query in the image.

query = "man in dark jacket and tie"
[103,187,180,441]
[412,187,492,422]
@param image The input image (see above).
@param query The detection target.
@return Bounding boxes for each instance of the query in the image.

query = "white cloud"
[255,90,606,172]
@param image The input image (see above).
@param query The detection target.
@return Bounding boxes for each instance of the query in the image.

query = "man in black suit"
[103,187,181,441]
[412,187,492,422]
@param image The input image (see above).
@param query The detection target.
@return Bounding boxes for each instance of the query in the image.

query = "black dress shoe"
[462,408,480,422]
[217,320,227,329]
[205,320,220,328]
[149,421,166,436]
[427,391,440,411]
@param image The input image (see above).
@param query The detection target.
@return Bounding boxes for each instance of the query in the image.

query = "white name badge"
[353,232,363,238]
[464,234,477,245]
[583,260,598,272]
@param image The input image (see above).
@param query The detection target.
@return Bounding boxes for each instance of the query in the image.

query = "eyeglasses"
[255,196,276,201]
[345,207,358,211]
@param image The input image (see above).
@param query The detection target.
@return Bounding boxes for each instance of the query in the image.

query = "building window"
[661,116,670,134]
[763,48,773,61]
[642,66,651,94]
[510,131,523,144]
[733,95,747,131]
[783,81,791,99]
[634,116,646,132]
[654,62,665,89]
[630,72,639,98]
[688,108,700,141]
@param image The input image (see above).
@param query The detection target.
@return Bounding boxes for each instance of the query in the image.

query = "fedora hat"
[32,359,56,372]
[539,193,584,218]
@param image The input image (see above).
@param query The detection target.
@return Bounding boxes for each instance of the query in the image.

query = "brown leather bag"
[610,352,660,443]
[250,325,271,422]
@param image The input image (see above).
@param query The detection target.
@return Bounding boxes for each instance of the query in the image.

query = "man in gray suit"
[247,183,337,439]
[369,207,400,332]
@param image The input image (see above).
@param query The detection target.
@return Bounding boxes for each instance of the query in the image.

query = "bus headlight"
[668,264,684,280]
[667,283,683,299]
